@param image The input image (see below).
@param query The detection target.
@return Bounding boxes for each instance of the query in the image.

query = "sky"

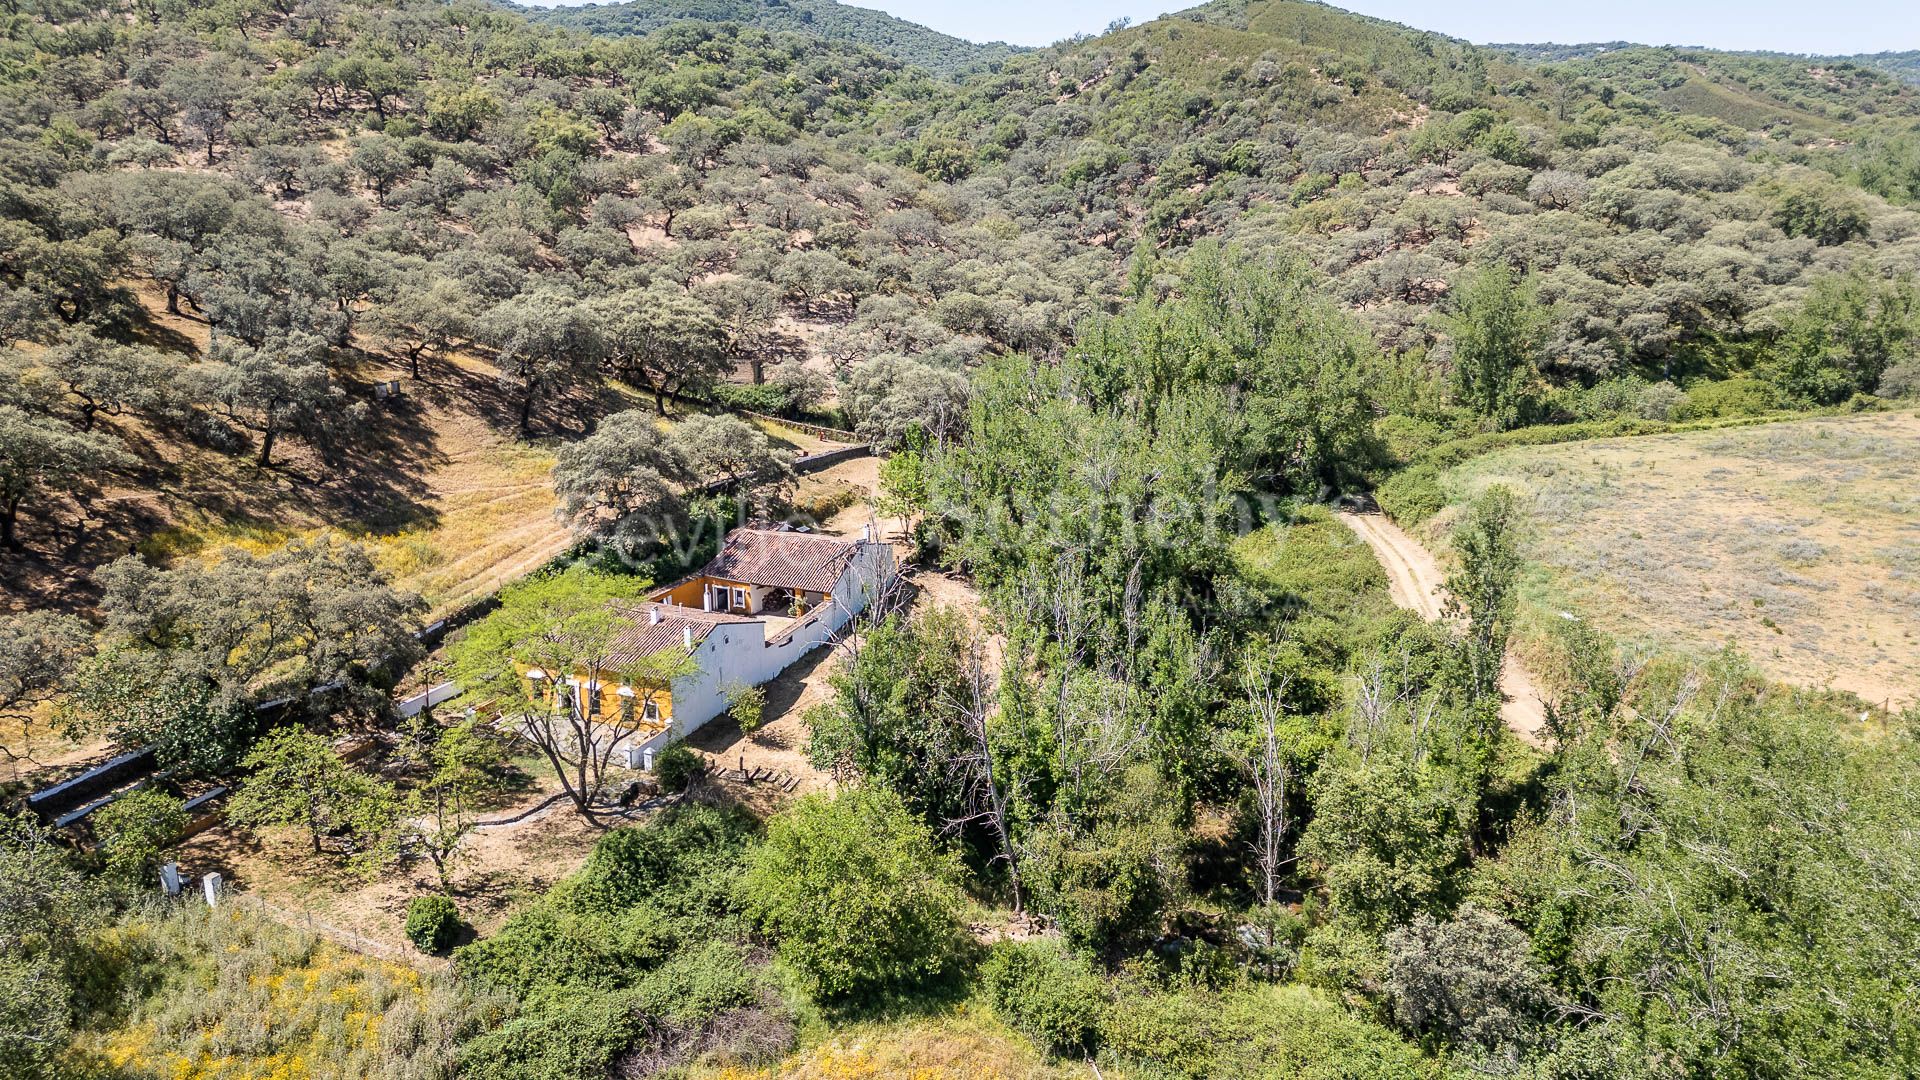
[536,0,1918,55]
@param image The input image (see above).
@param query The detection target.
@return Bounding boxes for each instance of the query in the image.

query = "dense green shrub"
[1371,414,1449,468]
[404,894,462,953]
[742,786,965,1001]
[457,805,758,993]
[1024,767,1186,958]
[571,803,758,918]
[92,788,189,885]
[1372,463,1445,525]
[980,940,1110,1057]
[455,987,644,1080]
[707,382,791,415]
[1880,358,1920,399]
[454,902,680,993]
[652,741,703,794]
[1672,376,1780,420]
[1101,984,1426,1080]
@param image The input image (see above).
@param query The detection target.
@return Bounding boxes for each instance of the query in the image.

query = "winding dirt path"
[1338,511,1549,747]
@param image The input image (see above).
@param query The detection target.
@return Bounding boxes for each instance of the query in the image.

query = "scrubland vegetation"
[4,0,1920,1076]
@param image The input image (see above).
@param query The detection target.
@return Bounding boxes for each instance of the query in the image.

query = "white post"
[202,871,223,907]
[160,861,181,897]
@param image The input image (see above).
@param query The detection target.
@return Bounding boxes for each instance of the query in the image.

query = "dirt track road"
[1338,511,1549,747]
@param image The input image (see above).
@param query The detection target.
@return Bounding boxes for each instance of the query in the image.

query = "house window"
[731,587,748,611]
[643,701,662,722]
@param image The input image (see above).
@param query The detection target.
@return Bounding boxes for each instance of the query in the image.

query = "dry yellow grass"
[71,905,483,1080]
[1445,408,1920,709]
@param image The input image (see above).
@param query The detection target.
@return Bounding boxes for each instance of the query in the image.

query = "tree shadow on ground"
[0,367,454,614]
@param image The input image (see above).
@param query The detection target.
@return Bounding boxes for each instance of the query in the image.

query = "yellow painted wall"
[516,665,673,731]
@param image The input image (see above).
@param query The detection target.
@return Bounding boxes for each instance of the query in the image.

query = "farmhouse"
[542,526,896,766]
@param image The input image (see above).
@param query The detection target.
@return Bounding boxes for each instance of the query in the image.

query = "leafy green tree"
[364,271,472,379]
[449,568,692,824]
[0,814,102,1080]
[725,682,767,740]
[1024,764,1187,957]
[0,404,132,549]
[1771,181,1870,246]
[774,249,869,318]
[697,275,783,383]
[551,409,687,550]
[191,332,353,467]
[1299,759,1469,936]
[477,289,607,436]
[93,787,190,886]
[226,727,399,868]
[1383,906,1558,1056]
[0,612,91,763]
[39,329,172,432]
[348,133,413,205]
[60,649,257,776]
[1444,265,1549,429]
[804,608,973,825]
[595,285,728,415]
[876,433,931,535]
[90,535,425,718]
[843,355,969,449]
[742,786,964,1001]
[1768,270,1919,403]
[1444,486,1525,707]
[405,720,502,893]
[667,413,793,506]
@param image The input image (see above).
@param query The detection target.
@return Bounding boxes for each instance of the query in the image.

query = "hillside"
[879,0,1920,377]
[511,0,1028,75]
[1498,43,1920,87]
[6,3,1920,1079]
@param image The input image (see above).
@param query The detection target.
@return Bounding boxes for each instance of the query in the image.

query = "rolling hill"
[1497,43,1920,87]
[509,0,1029,75]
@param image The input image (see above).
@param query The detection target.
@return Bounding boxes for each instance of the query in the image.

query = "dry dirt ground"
[1446,409,1920,710]
[1338,511,1550,746]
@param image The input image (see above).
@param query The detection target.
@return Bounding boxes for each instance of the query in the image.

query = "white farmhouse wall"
[619,540,899,768]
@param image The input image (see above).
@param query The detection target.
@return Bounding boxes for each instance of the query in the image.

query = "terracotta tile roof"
[603,601,757,668]
[700,528,861,594]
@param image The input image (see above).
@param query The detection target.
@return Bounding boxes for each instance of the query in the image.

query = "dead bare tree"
[943,632,1026,912]
[1238,664,1294,920]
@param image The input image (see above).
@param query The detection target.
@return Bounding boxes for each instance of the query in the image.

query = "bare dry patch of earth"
[1445,408,1920,710]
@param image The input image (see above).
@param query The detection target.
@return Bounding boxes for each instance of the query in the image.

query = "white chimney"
[682,625,694,648]
[649,606,662,625]
[702,584,713,612]
[863,522,874,543]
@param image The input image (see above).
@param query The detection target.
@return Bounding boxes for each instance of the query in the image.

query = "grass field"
[1442,408,1920,709]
